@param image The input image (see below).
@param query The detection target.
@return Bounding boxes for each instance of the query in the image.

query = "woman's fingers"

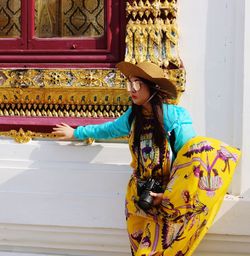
[52,123,74,140]
[54,123,67,128]
[149,192,159,197]
[150,192,163,206]
[52,129,66,135]
[52,125,68,133]
[52,127,66,131]
[61,122,70,127]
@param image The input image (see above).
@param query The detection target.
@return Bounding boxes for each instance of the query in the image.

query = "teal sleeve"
[163,104,196,153]
[73,107,132,140]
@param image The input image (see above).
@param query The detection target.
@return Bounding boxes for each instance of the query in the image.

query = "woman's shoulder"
[162,103,193,130]
[163,103,188,117]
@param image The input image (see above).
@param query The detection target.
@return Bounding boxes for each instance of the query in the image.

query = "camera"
[137,178,163,211]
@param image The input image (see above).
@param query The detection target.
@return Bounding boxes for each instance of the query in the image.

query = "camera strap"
[168,129,176,158]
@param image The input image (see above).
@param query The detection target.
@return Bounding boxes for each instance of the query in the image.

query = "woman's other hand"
[150,192,163,206]
[52,123,75,140]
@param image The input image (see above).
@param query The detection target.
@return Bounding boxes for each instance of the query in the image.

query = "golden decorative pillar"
[125,0,185,99]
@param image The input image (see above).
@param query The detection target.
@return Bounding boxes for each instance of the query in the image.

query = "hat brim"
[116,61,177,99]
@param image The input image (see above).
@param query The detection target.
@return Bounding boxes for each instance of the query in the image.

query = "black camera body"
[137,178,163,211]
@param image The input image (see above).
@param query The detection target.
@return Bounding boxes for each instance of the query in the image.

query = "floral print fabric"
[126,133,241,256]
[129,117,172,182]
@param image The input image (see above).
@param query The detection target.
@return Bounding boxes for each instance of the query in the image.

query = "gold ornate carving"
[0,68,184,118]
[124,0,183,97]
[0,69,125,89]
[126,0,177,20]
[0,68,130,117]
[0,128,56,143]
[125,0,184,98]
[0,128,96,144]
[0,95,130,118]
[125,0,180,68]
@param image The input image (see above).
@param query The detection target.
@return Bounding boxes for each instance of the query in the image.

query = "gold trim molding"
[0,69,124,89]
[0,88,130,118]
[0,68,185,118]
[0,128,121,144]
[0,128,59,143]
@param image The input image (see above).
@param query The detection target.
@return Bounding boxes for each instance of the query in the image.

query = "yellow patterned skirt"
[125,136,241,256]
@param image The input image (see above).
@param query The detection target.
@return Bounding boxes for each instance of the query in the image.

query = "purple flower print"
[198,169,222,197]
[161,222,185,249]
[141,236,151,248]
[193,165,201,177]
[217,146,239,172]
[183,141,214,158]
[182,190,191,203]
[218,146,237,161]
[175,251,185,256]
[131,230,143,243]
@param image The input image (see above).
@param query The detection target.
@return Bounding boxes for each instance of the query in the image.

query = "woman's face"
[127,77,151,106]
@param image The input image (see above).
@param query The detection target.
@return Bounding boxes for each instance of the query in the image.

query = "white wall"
[178,0,249,195]
[179,0,241,144]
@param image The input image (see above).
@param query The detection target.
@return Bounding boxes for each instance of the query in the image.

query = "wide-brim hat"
[116,61,177,99]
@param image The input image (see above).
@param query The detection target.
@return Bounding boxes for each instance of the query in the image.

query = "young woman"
[52,61,241,256]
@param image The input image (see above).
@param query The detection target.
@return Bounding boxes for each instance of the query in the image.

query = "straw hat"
[116,61,177,99]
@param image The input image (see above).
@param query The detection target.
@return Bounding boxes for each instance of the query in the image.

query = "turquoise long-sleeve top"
[74,104,196,153]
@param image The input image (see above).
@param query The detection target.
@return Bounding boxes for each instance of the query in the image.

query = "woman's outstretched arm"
[52,107,132,140]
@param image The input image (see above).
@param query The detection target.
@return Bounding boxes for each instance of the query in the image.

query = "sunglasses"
[126,80,142,92]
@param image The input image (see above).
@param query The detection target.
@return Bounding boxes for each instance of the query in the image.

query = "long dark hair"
[129,78,166,151]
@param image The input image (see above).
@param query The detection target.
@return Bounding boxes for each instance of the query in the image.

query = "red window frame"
[0,0,126,68]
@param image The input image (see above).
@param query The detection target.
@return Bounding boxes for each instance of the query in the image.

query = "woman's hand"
[52,123,75,140]
[150,192,164,206]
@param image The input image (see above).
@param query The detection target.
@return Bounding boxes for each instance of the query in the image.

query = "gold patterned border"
[0,69,124,89]
[0,68,185,119]
[0,128,96,144]
[0,128,127,144]
[0,88,130,118]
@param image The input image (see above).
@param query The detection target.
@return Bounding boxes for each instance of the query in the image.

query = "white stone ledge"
[0,223,249,256]
[210,195,250,236]
[0,253,61,256]
[0,224,130,256]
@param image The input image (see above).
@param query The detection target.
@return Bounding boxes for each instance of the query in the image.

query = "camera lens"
[138,191,154,211]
